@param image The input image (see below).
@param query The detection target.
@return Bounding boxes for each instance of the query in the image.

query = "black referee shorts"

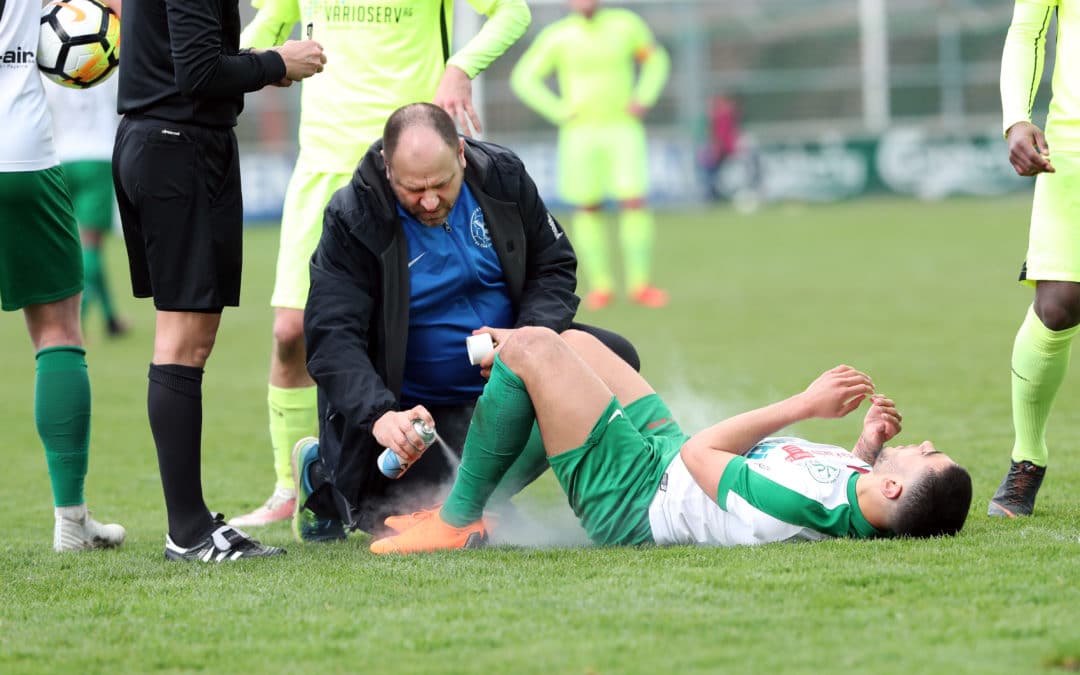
[113,115,243,312]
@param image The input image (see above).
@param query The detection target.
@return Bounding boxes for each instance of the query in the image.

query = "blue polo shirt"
[398,183,514,406]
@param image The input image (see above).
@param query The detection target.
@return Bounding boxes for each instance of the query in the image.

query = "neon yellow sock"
[571,209,614,293]
[618,208,655,293]
[268,384,318,491]
[1011,305,1079,466]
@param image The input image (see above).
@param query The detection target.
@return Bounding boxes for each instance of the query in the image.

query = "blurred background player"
[44,74,129,339]
[510,0,670,310]
[230,0,531,527]
[113,0,325,561]
[991,0,1080,518]
[0,0,125,551]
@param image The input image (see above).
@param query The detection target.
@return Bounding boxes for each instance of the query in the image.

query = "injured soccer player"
[370,327,973,553]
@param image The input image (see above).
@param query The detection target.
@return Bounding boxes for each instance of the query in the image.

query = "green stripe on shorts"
[548,394,688,546]
[0,167,82,311]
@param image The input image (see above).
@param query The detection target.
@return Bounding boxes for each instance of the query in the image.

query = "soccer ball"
[38,0,120,89]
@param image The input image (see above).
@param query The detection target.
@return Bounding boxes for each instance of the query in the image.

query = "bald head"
[383,102,460,165]
[382,103,467,226]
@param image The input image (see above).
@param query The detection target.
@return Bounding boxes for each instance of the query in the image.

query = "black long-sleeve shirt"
[117,0,287,127]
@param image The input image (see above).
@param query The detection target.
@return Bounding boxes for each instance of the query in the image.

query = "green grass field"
[3,196,1079,674]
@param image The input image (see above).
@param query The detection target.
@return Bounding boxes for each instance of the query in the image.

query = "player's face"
[874,441,955,475]
[386,133,466,227]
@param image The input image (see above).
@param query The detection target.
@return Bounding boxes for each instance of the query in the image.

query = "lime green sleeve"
[447,0,531,79]
[239,0,301,50]
[629,14,669,108]
[1000,0,1056,136]
[509,26,570,125]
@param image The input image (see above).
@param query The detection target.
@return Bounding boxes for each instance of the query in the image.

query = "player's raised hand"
[801,365,874,419]
[860,394,902,448]
[373,407,436,465]
[1006,121,1055,176]
[434,65,482,137]
[274,40,326,81]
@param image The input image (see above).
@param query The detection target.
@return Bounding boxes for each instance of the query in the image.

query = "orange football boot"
[629,285,669,308]
[370,512,487,554]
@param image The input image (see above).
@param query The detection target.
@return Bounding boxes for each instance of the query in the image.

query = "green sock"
[94,246,117,322]
[571,209,614,293]
[442,355,536,526]
[81,247,100,319]
[268,384,318,491]
[1011,305,1079,466]
[35,346,91,507]
[618,208,655,292]
[488,423,549,509]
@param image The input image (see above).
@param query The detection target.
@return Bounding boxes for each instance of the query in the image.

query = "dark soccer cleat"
[987,460,1046,518]
[291,438,347,543]
[165,516,285,562]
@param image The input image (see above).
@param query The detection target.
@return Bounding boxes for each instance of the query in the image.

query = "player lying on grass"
[370,327,973,553]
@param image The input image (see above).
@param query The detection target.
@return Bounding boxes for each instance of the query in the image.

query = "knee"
[273,313,306,359]
[500,326,560,371]
[1034,288,1080,331]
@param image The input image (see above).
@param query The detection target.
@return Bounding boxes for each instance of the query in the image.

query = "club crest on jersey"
[470,207,492,248]
[806,460,840,484]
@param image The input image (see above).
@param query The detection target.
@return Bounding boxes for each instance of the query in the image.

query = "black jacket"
[304,137,580,510]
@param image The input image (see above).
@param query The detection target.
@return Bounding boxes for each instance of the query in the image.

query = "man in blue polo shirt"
[292,102,638,541]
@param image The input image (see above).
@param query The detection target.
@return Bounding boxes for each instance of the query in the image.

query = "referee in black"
[112,1,325,562]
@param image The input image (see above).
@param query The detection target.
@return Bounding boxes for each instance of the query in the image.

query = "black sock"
[148,363,213,547]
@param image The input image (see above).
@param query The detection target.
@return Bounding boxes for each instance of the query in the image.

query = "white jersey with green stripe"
[648,437,882,546]
[1002,0,1080,151]
[241,0,529,173]
[0,0,59,172]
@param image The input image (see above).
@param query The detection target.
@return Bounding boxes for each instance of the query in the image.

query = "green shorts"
[1022,151,1080,286]
[558,119,649,206]
[62,160,115,232]
[0,167,82,311]
[271,169,352,309]
[548,394,688,546]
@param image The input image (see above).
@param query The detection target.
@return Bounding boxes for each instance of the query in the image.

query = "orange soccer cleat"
[629,285,669,308]
[585,289,614,311]
[370,511,488,554]
[383,506,441,533]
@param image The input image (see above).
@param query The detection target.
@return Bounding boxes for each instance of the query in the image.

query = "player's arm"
[852,395,901,464]
[434,0,530,136]
[510,26,572,125]
[627,14,670,117]
[102,0,121,17]
[680,365,874,502]
[240,0,301,50]
[1001,0,1057,175]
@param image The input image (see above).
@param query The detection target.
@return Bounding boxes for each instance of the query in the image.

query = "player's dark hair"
[890,463,973,538]
[382,102,460,163]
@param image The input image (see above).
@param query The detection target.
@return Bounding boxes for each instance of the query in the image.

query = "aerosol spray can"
[377,419,437,479]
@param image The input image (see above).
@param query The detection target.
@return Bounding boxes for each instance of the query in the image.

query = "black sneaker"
[987,460,1046,518]
[165,516,286,562]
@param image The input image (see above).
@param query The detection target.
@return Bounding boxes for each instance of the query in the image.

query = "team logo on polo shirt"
[470,207,491,248]
[806,460,840,484]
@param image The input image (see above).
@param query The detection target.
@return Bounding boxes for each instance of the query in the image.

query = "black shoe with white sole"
[165,515,286,562]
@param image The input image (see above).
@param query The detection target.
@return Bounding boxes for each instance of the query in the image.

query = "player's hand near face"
[799,365,874,419]
[473,326,515,379]
[854,394,902,463]
[626,100,648,119]
[434,65,482,137]
[273,39,327,81]
[1006,121,1055,176]
[372,406,436,464]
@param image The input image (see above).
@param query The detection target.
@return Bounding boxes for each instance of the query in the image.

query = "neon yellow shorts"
[558,119,649,206]
[1022,151,1080,287]
[271,169,353,309]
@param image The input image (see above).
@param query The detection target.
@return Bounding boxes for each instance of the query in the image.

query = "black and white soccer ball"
[38,0,120,89]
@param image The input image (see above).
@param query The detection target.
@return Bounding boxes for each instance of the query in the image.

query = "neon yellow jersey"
[510,8,669,127]
[1001,0,1080,151]
[242,0,529,173]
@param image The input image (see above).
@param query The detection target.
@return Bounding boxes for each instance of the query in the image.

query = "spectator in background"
[229,0,532,528]
[990,0,1080,518]
[700,95,740,202]
[0,0,125,552]
[292,103,640,541]
[112,0,325,561]
[45,75,129,339]
[511,0,670,311]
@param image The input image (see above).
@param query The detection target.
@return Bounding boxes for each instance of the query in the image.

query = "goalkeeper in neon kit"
[230,0,531,527]
[990,0,1080,517]
[510,0,670,311]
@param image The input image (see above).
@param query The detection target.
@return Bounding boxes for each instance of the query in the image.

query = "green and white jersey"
[510,7,669,127]
[44,75,120,163]
[1002,0,1080,151]
[0,1,58,172]
[241,0,529,173]
[648,437,883,546]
